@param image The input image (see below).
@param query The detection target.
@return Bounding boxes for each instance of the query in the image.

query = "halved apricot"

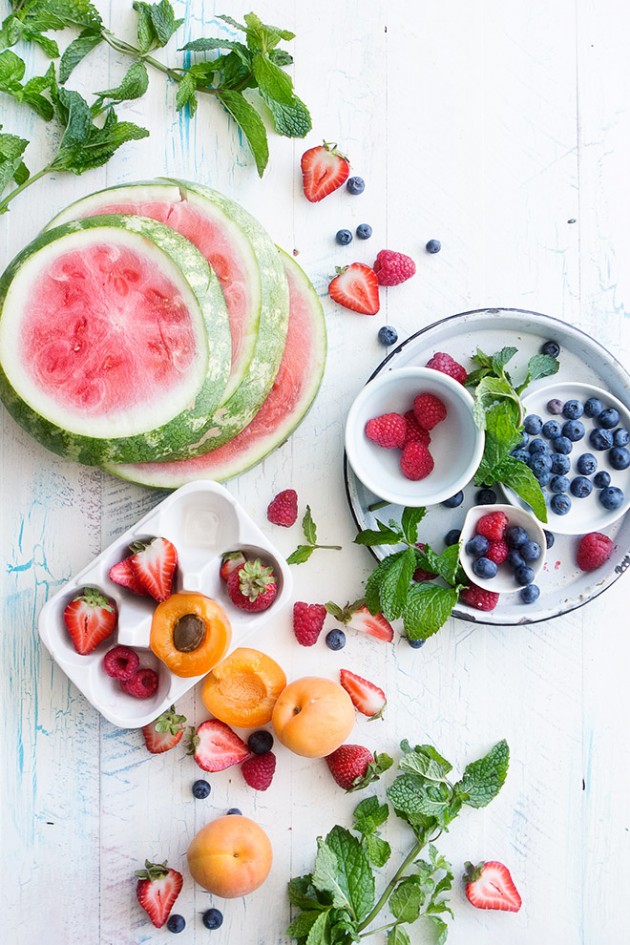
[150,592,231,678]
[201,647,286,728]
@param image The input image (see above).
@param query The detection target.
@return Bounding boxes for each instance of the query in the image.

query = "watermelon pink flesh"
[24,241,196,415]
[108,251,326,486]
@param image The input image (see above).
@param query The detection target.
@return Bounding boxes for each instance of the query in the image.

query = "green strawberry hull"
[0,214,231,465]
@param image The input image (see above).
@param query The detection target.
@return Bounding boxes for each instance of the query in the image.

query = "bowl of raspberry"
[344,365,485,507]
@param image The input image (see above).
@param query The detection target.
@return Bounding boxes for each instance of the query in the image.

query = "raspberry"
[459,583,500,612]
[400,441,434,480]
[267,488,298,526]
[292,601,327,646]
[120,667,159,699]
[475,511,509,542]
[425,352,468,385]
[373,249,416,286]
[576,532,614,571]
[241,751,277,790]
[365,413,406,449]
[103,644,140,680]
[403,410,431,446]
[413,393,447,430]
[485,539,509,565]
[413,542,437,582]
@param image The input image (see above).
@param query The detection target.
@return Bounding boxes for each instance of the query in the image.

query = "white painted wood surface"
[2,1,629,942]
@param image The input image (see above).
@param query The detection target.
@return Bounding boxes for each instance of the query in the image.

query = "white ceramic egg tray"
[38,481,293,729]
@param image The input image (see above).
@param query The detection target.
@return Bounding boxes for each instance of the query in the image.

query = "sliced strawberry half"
[108,555,149,595]
[301,141,350,202]
[339,669,387,719]
[219,550,247,583]
[135,860,183,928]
[186,719,250,772]
[129,537,178,601]
[142,706,187,755]
[464,860,522,912]
[329,263,380,316]
[326,601,394,642]
[63,587,117,655]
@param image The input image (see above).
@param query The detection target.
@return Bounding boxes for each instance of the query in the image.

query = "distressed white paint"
[1,1,629,942]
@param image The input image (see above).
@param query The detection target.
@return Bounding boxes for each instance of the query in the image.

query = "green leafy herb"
[287,739,509,944]
[287,506,342,565]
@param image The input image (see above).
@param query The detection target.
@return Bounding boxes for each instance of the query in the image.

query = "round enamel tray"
[344,308,630,625]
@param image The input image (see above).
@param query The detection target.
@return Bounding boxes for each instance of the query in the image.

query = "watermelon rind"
[0,214,231,465]
[47,179,291,455]
[105,249,327,487]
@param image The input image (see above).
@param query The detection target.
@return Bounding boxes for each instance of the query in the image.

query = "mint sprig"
[287,739,510,945]
[287,506,342,565]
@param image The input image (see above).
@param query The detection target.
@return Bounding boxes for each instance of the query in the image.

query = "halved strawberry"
[129,537,178,601]
[326,601,394,642]
[339,669,387,719]
[63,587,117,655]
[135,860,183,928]
[142,706,187,755]
[464,860,522,912]
[301,141,350,202]
[108,555,149,595]
[219,550,247,583]
[329,263,380,316]
[186,719,250,772]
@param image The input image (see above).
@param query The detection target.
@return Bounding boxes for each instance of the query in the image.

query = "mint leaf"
[354,519,403,546]
[401,506,426,545]
[390,876,422,924]
[260,90,311,137]
[363,835,391,869]
[286,909,327,938]
[496,455,547,522]
[455,738,509,808]
[379,546,416,620]
[473,375,520,429]
[287,875,328,911]
[244,12,295,51]
[353,796,389,834]
[94,61,149,105]
[388,928,411,945]
[325,826,374,923]
[0,128,29,199]
[431,544,461,585]
[403,584,458,641]
[44,0,102,29]
[175,70,197,115]
[269,48,294,66]
[303,909,329,944]
[0,16,21,50]
[312,838,352,912]
[133,1,155,52]
[59,27,102,82]
[0,49,25,89]
[286,544,314,565]
[148,0,183,47]
[387,774,451,823]
[252,51,294,104]
[363,551,407,613]
[516,352,559,394]
[50,91,149,173]
[399,742,452,781]
[428,916,449,945]
[180,36,244,52]
[302,505,317,545]
[491,346,518,375]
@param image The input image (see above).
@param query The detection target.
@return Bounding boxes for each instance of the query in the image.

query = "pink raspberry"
[425,352,468,385]
[413,393,447,430]
[120,667,160,699]
[576,532,614,571]
[103,644,140,681]
[241,751,277,790]
[460,583,500,612]
[292,602,327,646]
[485,539,509,565]
[475,511,509,542]
[267,488,298,526]
[365,413,407,449]
[400,441,434,480]
[373,249,416,286]
[403,410,431,446]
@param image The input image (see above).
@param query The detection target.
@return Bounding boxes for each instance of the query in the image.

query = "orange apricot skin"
[271,676,356,758]
[150,592,231,677]
[187,815,273,898]
[201,646,287,728]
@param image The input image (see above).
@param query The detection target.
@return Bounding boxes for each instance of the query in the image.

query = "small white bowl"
[344,366,485,507]
[459,503,547,593]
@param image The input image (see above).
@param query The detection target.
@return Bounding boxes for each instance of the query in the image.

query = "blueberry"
[542,420,562,439]
[598,407,620,429]
[167,915,186,933]
[546,398,564,415]
[517,430,530,447]
[537,470,551,487]
[466,534,490,557]
[593,470,611,488]
[613,428,630,447]
[550,454,571,475]
[335,228,353,245]
[377,325,398,346]
[599,486,624,510]
[202,908,224,930]
[589,428,614,451]
[514,565,535,586]
[550,474,570,494]
[570,476,593,498]
[562,399,584,419]
[521,540,542,562]
[425,239,442,253]
[529,455,553,478]
[227,807,242,815]
[192,779,211,799]
[550,493,572,515]
[524,414,543,435]
[562,420,585,442]
[609,446,630,470]
[506,550,526,570]
[325,628,346,651]
[520,584,541,604]
[356,223,373,239]
[346,176,365,195]
[407,636,426,648]
[511,448,530,464]
[541,340,560,358]
[476,488,497,504]
[472,557,498,579]
[442,490,464,508]
[576,453,597,475]
[506,525,528,548]
[444,529,461,546]
[553,436,573,455]
[583,396,603,418]
[543,530,555,549]
[248,730,274,754]
[528,438,549,455]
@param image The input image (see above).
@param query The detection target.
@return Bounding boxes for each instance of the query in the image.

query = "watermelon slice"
[107,250,326,486]
[0,214,231,465]
[48,180,290,455]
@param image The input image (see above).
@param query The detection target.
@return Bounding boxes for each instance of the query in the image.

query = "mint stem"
[367,500,390,512]
[0,166,51,214]
[314,544,342,550]
[356,837,424,933]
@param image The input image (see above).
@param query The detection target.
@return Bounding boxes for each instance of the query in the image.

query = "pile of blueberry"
[513,394,629,517]
[465,514,542,604]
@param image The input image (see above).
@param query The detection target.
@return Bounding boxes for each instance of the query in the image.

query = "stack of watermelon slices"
[0,180,326,487]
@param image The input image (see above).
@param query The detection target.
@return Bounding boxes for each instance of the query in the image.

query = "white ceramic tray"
[38,481,293,727]
[344,308,630,625]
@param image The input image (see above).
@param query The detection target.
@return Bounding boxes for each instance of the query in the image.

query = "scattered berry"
[219,550,247,582]
[267,488,298,527]
[599,486,624,511]
[120,667,160,699]
[476,488,497,504]
[329,262,380,315]
[550,453,571,474]
[576,453,597,475]
[377,324,398,346]
[129,537,178,602]
[346,175,365,195]
[103,644,140,680]
[609,446,630,470]
[186,719,249,772]
[135,860,184,929]
[485,539,509,565]
[192,779,211,799]
[108,555,149,595]
[541,339,560,358]
[463,860,522,912]
[528,438,549,455]
[142,706,186,754]
[546,398,564,415]
[248,730,274,755]
[425,239,442,254]
[227,808,242,815]
[570,476,593,498]
[445,529,462,546]
[407,637,426,648]
[613,428,629,446]
[476,511,508,541]
[356,223,373,240]
[346,605,394,641]
[403,410,431,446]
[293,601,327,646]
[553,435,573,454]
[598,407,620,429]
[550,493,572,515]
[413,392,447,430]
[425,351,467,384]
[576,532,614,571]
[301,141,350,202]
[202,908,224,930]
[63,587,117,655]
[593,470,611,488]
[520,584,540,604]
[226,559,277,612]
[466,535,490,557]
[459,583,500,611]
[335,228,353,245]
[339,668,386,719]
[550,474,570,494]
[365,412,407,449]
[325,628,346,651]
[589,428,613,451]
[514,564,535,586]
[542,419,562,439]
[472,557,498,579]
[373,249,416,286]
[325,744,386,791]
[562,399,584,419]
[166,915,185,933]
[400,440,434,480]
[523,414,543,435]
[241,751,277,791]
[562,419,585,442]
[520,540,541,562]
[543,530,555,548]
[442,490,464,508]
[583,397,603,417]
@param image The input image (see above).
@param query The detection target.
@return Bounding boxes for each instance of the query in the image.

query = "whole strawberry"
[135,860,183,928]
[373,249,416,286]
[365,413,407,449]
[226,559,277,612]
[576,532,614,571]
[413,393,447,430]
[267,488,298,527]
[241,751,277,790]
[425,351,468,385]
[459,583,500,612]
[400,441,434,480]
[293,601,327,646]
[63,587,117,655]
[325,744,393,791]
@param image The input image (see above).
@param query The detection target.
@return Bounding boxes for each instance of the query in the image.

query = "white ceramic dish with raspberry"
[37,481,293,729]
[344,365,485,507]
[459,504,547,594]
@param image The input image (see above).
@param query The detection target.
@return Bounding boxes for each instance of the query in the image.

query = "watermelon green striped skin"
[48,179,290,455]
[107,250,326,486]
[0,214,231,465]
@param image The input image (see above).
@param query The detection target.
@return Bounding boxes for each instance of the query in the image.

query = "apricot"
[271,676,355,758]
[150,592,231,677]
[187,815,272,898]
[201,647,286,727]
